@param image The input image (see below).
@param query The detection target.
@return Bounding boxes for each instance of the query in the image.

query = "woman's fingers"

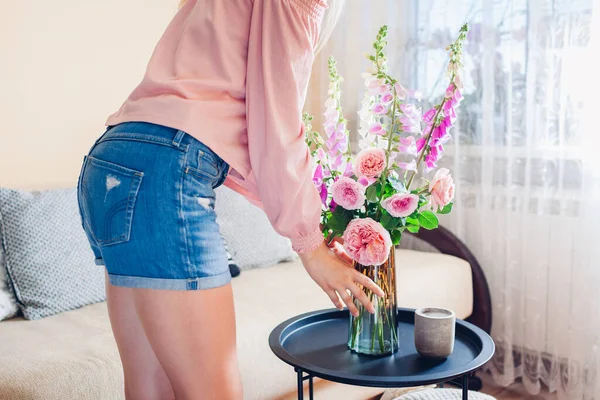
[354,271,385,298]
[337,288,359,317]
[331,242,353,264]
[347,283,375,314]
[325,289,343,310]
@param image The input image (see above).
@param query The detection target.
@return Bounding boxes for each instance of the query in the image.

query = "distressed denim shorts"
[77,122,231,290]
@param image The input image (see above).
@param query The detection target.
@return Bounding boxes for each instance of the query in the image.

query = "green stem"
[378,298,385,353]
[351,306,362,348]
[370,311,377,352]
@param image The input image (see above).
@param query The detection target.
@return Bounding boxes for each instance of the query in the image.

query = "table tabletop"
[269,308,495,388]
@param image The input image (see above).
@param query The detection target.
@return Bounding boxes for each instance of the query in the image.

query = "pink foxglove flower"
[372,103,388,115]
[343,218,392,266]
[312,164,328,206]
[343,160,354,177]
[368,79,389,94]
[398,136,417,156]
[394,82,408,100]
[358,176,377,187]
[369,123,387,136]
[382,193,419,218]
[416,137,427,153]
[331,177,366,210]
[429,168,455,211]
[422,108,436,124]
[354,148,386,178]
[397,160,417,172]
[380,92,394,104]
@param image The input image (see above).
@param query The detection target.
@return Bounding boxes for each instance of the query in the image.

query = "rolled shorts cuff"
[107,270,232,291]
[95,258,106,266]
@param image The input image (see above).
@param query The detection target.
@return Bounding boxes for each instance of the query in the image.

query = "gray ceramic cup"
[414,307,456,359]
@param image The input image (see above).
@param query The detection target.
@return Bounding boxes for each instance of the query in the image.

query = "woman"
[77,0,383,399]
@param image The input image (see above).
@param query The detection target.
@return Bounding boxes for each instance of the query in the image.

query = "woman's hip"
[76,121,231,290]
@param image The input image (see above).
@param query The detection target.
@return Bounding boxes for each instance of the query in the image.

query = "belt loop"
[186,278,199,290]
[95,126,111,145]
[172,130,186,148]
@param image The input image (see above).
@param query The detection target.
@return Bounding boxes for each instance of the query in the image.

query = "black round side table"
[268,308,495,400]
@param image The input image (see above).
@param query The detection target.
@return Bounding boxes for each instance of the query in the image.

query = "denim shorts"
[77,122,231,290]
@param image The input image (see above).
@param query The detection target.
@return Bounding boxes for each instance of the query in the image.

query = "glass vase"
[347,249,398,356]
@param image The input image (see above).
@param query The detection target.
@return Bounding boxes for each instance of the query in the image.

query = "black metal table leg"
[296,368,304,400]
[462,374,469,400]
[295,368,314,400]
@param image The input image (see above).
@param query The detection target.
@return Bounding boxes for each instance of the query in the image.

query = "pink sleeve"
[245,0,326,253]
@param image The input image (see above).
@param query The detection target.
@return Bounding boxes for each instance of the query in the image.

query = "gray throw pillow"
[215,186,296,270]
[0,232,19,321]
[0,188,105,320]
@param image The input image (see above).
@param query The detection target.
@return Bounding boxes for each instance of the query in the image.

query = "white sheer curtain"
[307,1,600,398]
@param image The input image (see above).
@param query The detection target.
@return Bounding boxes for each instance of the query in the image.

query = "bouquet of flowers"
[305,24,468,355]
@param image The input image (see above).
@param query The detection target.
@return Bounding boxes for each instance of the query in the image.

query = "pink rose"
[381,194,419,218]
[354,148,386,178]
[429,168,455,211]
[343,218,392,266]
[330,177,366,210]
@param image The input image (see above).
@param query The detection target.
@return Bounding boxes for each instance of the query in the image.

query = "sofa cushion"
[0,187,105,320]
[215,186,296,270]
[0,248,473,400]
[0,234,18,321]
[0,302,122,400]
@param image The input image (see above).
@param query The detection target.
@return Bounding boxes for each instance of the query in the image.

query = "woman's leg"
[130,282,243,400]
[105,273,175,400]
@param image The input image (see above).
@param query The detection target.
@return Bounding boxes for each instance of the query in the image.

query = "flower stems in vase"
[348,248,398,355]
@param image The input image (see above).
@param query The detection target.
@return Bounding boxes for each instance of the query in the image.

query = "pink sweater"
[106,0,326,253]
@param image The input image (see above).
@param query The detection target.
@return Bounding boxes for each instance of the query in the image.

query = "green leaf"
[406,216,420,226]
[391,230,402,245]
[418,211,439,230]
[438,202,453,214]
[386,218,401,230]
[387,173,406,193]
[328,206,354,233]
[366,185,378,203]
[380,211,392,228]
[375,183,383,198]
[381,212,401,230]
[407,225,420,233]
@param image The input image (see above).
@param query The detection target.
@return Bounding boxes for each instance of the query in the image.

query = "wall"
[0,0,176,189]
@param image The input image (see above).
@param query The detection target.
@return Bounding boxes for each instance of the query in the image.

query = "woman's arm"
[245,0,385,315]
[245,0,326,253]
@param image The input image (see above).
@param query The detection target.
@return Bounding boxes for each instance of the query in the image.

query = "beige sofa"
[0,248,473,400]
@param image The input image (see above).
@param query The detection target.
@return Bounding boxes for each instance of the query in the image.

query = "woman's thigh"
[105,275,174,400]
[130,283,242,400]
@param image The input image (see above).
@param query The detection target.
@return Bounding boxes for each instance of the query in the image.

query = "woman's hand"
[299,242,385,317]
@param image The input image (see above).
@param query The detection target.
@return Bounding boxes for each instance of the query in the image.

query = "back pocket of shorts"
[80,156,144,246]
